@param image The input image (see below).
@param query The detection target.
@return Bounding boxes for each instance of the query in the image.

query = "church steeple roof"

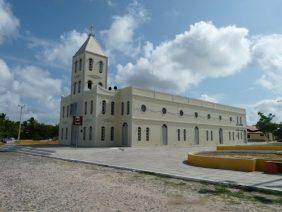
[74,34,107,57]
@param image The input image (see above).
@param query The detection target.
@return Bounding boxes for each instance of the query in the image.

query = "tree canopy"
[0,113,58,141]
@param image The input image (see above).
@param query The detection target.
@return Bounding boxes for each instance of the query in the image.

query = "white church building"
[59,33,247,147]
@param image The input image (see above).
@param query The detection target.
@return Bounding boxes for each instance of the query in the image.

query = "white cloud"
[115,21,251,93]
[100,0,148,59]
[0,58,62,124]
[34,30,88,69]
[245,98,282,125]
[200,94,218,103]
[0,0,19,44]
[252,34,282,92]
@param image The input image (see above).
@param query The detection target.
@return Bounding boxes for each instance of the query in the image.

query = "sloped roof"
[246,125,259,132]
[74,34,107,57]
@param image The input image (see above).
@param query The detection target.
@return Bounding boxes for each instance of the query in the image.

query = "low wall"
[187,153,256,172]
[217,145,282,151]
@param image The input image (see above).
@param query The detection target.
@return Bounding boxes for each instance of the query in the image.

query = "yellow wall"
[188,153,256,172]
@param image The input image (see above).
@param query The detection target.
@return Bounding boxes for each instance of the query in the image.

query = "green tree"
[256,112,278,137]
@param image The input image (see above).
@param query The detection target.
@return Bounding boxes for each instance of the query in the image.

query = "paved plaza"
[1,144,282,192]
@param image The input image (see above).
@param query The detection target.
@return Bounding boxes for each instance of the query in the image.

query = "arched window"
[90,100,93,114]
[232,132,235,140]
[127,101,130,115]
[99,61,103,73]
[146,127,150,141]
[219,115,222,120]
[99,82,103,87]
[207,114,211,119]
[211,131,213,141]
[73,82,77,94]
[177,129,181,141]
[84,101,87,115]
[74,61,77,73]
[206,130,209,141]
[121,102,124,115]
[102,100,106,114]
[183,129,186,141]
[101,126,105,141]
[62,106,65,118]
[162,107,167,114]
[111,101,115,115]
[195,112,198,118]
[229,132,231,140]
[180,110,184,116]
[138,127,141,141]
[78,81,81,93]
[61,128,63,140]
[89,126,92,140]
[111,127,114,141]
[79,59,82,71]
[88,80,93,89]
[65,128,68,140]
[83,127,86,140]
[230,117,233,122]
[66,105,69,117]
[88,58,93,71]
[237,132,240,140]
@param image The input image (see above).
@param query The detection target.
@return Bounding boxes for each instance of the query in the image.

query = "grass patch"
[16,139,59,146]
[198,185,282,205]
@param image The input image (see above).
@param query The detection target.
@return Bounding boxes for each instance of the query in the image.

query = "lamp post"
[17,104,25,142]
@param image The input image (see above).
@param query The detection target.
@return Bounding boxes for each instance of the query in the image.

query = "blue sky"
[1,0,282,124]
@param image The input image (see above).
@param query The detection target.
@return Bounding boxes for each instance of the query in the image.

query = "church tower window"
[121,102,124,115]
[79,59,82,71]
[127,101,130,115]
[111,101,115,115]
[99,61,103,73]
[73,82,76,94]
[78,81,81,93]
[89,58,93,71]
[88,80,92,89]
[74,61,77,73]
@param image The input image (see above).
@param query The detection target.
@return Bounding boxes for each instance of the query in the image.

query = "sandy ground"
[0,152,281,212]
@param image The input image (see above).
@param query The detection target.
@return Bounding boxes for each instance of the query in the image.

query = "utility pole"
[17,104,25,141]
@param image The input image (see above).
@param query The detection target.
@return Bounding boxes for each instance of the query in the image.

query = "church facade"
[59,33,247,147]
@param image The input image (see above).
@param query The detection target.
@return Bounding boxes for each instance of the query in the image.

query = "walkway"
[1,144,282,192]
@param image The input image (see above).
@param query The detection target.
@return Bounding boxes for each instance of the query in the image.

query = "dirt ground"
[0,152,281,211]
[201,151,282,159]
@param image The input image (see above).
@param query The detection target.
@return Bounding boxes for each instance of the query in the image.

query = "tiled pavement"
[1,144,282,192]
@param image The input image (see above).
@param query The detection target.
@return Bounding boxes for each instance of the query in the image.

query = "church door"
[122,123,128,146]
[219,128,223,144]
[194,127,199,145]
[162,124,168,145]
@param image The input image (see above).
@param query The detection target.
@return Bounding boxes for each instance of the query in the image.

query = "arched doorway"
[219,128,223,144]
[122,123,128,146]
[194,127,199,144]
[162,124,168,145]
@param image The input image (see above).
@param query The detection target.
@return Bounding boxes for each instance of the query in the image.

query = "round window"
[180,110,184,116]
[162,108,167,114]
[141,104,146,112]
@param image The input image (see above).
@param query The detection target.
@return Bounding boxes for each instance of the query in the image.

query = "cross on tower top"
[89,25,95,37]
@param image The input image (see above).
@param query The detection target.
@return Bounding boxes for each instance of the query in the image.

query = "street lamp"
[17,104,25,142]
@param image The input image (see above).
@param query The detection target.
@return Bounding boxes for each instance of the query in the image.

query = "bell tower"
[70,30,108,96]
